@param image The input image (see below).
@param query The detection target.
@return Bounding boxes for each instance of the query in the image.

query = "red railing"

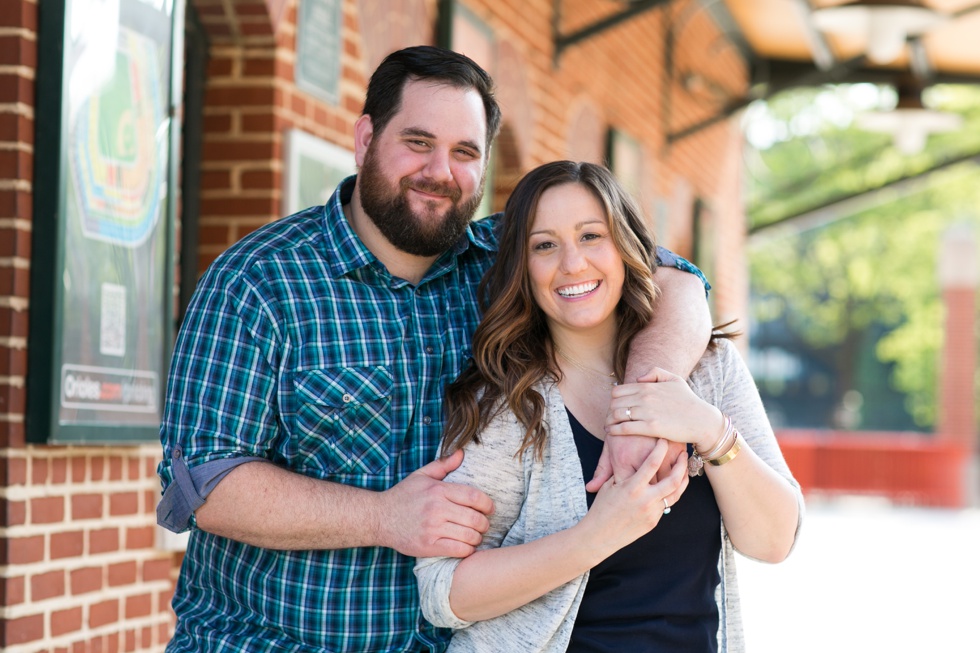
[775,429,974,508]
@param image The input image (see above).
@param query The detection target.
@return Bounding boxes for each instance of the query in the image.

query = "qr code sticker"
[100,283,126,357]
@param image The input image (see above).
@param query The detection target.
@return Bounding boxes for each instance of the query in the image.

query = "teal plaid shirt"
[158,176,708,652]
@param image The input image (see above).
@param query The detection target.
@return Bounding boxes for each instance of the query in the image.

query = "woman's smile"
[557,280,601,299]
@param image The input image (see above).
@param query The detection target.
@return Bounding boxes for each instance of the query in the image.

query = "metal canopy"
[551,0,980,232]
[726,0,980,87]
[554,0,980,110]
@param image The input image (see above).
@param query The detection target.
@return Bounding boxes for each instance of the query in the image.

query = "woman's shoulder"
[691,337,742,375]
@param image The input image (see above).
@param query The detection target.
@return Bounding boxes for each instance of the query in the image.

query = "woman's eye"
[533,241,555,251]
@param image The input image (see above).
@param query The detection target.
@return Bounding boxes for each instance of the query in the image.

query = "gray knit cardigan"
[415,339,805,653]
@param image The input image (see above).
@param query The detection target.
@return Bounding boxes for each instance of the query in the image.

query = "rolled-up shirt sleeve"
[655,245,711,295]
[156,454,266,532]
[157,261,284,533]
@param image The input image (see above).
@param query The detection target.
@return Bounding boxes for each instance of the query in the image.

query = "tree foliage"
[745,84,980,427]
[745,85,980,229]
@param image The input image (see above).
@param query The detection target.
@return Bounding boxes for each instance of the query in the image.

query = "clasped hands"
[383,368,720,560]
[586,367,724,496]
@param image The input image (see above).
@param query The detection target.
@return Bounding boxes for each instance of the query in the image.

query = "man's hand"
[587,369,698,492]
[580,439,689,553]
[585,436,687,493]
[377,449,494,558]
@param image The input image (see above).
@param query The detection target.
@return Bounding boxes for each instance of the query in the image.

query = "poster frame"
[27,0,183,443]
[282,128,355,216]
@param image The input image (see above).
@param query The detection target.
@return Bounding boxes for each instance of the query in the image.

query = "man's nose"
[422,148,453,183]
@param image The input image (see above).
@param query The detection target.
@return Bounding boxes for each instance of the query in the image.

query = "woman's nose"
[560,246,587,274]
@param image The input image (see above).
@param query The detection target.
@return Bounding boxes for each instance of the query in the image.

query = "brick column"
[937,223,977,448]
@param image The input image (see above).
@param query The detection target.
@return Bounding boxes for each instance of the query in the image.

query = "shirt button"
[423,416,432,425]
[173,447,182,459]
[342,393,353,403]
[425,346,434,354]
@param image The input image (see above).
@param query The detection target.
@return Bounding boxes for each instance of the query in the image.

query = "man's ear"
[353,115,374,167]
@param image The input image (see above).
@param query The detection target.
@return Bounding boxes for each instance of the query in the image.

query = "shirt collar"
[458,211,500,255]
[320,176,376,279]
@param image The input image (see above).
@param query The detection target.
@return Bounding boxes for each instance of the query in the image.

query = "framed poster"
[295,0,342,103]
[28,0,183,442]
[283,129,355,215]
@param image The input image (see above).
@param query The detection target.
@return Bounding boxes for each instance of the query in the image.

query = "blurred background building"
[1,1,979,650]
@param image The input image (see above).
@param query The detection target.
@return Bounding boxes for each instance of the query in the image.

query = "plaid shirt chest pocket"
[291,366,394,475]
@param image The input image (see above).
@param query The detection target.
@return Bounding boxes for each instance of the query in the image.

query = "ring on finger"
[662,498,671,515]
[626,406,633,421]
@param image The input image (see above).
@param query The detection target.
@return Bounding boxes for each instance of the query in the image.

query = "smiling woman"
[415,160,804,653]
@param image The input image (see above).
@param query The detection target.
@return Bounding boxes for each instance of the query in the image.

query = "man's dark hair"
[363,45,502,153]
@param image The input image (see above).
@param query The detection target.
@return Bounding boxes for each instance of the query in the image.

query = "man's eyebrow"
[399,127,436,140]
[399,128,483,156]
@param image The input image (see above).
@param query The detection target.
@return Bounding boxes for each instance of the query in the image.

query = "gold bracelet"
[707,431,741,466]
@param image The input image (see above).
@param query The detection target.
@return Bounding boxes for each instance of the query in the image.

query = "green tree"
[746,84,980,428]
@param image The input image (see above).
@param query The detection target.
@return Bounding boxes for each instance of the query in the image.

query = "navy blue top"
[566,409,722,653]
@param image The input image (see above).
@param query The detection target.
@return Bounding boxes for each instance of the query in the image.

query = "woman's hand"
[605,368,801,563]
[575,438,688,557]
[605,367,726,452]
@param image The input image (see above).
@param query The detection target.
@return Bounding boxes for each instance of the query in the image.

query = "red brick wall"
[1,0,750,650]
[776,429,971,507]
[939,286,977,444]
[936,224,978,447]
[2,447,174,651]
[0,0,34,452]
[194,0,368,272]
[1,0,40,648]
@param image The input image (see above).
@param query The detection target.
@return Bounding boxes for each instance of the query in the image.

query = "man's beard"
[358,145,485,257]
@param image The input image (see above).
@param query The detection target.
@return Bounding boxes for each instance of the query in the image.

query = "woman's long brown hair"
[442,161,660,460]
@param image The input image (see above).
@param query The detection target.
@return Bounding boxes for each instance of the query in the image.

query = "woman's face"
[527,182,625,336]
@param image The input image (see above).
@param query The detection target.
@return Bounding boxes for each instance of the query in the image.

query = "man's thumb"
[419,448,464,480]
[635,366,680,384]
[586,451,612,492]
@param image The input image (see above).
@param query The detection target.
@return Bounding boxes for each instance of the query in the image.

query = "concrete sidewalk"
[735,497,980,652]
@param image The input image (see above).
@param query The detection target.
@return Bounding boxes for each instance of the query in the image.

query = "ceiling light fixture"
[811,0,947,64]
[855,81,962,154]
